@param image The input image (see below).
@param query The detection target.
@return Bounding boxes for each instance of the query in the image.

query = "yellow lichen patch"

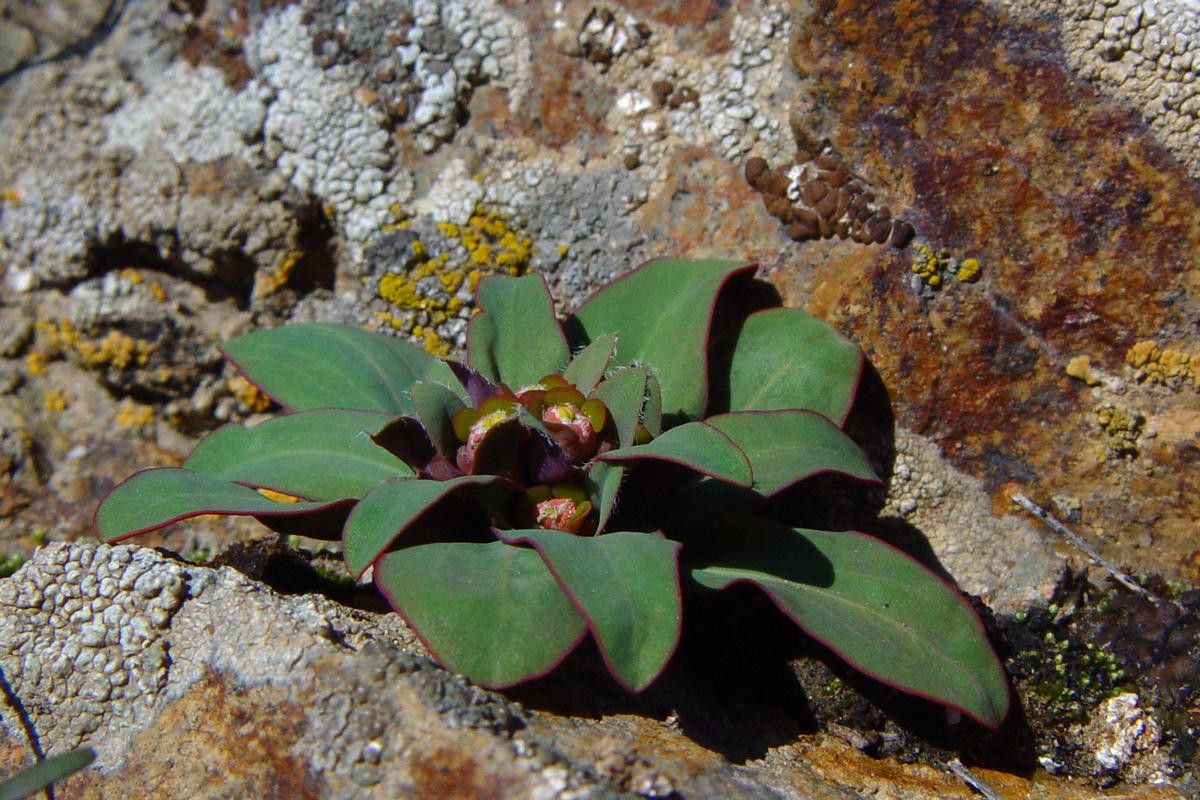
[957,257,982,283]
[42,389,71,412]
[229,375,271,413]
[1125,339,1196,388]
[374,203,536,355]
[910,244,948,287]
[1094,403,1143,457]
[119,268,144,284]
[25,352,48,376]
[1125,340,1160,369]
[116,399,156,428]
[421,329,451,356]
[32,317,153,373]
[257,488,301,503]
[1,187,20,205]
[149,282,166,301]
[1065,355,1102,386]
[75,330,152,370]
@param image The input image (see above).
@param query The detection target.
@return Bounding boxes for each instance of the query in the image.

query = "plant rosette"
[96,258,1010,727]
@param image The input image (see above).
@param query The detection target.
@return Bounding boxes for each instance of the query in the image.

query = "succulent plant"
[96,258,1009,727]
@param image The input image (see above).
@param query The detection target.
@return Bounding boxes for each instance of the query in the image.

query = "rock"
[0,542,1184,799]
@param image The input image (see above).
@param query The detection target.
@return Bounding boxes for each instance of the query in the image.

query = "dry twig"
[1012,492,1160,603]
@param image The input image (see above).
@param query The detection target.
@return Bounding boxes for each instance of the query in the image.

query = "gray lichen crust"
[881,428,1060,612]
[0,544,187,747]
[0,542,625,798]
[997,0,1200,179]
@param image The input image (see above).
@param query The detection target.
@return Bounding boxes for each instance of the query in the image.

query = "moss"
[0,553,25,578]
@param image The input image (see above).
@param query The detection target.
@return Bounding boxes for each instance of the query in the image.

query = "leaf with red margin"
[468,274,570,389]
[342,474,519,576]
[686,518,1010,729]
[588,367,647,449]
[184,409,410,501]
[563,333,618,392]
[95,468,353,543]
[659,410,881,528]
[220,323,433,414]
[374,540,587,688]
[708,307,865,425]
[412,381,467,460]
[598,421,752,487]
[498,529,682,692]
[564,258,758,422]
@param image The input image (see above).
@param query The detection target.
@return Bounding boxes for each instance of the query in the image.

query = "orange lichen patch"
[957,257,982,282]
[228,376,272,413]
[116,400,156,428]
[1,187,19,205]
[77,330,152,370]
[254,251,302,298]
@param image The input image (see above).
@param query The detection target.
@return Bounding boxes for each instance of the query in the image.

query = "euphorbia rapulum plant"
[96,258,1010,727]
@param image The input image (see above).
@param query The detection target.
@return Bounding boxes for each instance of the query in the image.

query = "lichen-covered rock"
[0,542,1184,799]
[997,0,1200,181]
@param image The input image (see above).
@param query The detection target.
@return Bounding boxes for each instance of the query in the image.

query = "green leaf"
[588,367,647,448]
[221,323,433,414]
[375,541,587,688]
[95,468,349,543]
[688,519,1010,728]
[423,359,471,404]
[500,529,681,691]
[0,747,95,800]
[412,382,467,459]
[343,475,516,576]
[643,371,663,436]
[184,409,411,501]
[659,411,880,529]
[600,421,752,487]
[582,461,624,533]
[565,258,758,421]
[706,410,879,496]
[709,308,863,423]
[468,274,570,388]
[563,333,618,392]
